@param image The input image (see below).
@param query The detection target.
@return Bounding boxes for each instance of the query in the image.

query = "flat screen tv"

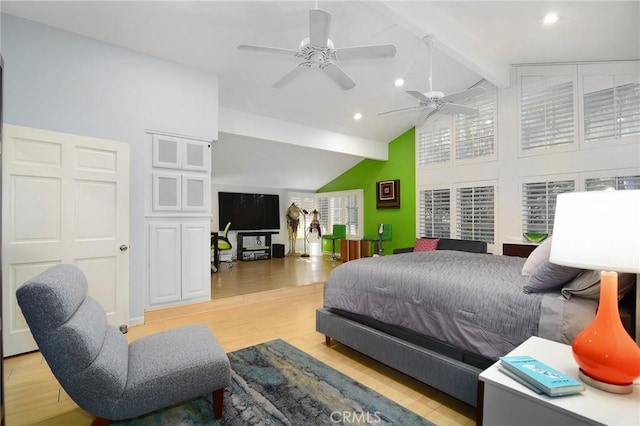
[218,192,280,231]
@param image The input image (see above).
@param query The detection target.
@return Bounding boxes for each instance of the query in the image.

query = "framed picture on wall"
[376,179,400,209]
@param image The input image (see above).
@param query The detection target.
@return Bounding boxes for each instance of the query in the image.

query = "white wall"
[2,14,219,321]
[416,62,640,253]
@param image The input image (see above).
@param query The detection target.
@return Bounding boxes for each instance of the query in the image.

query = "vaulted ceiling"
[3,1,639,190]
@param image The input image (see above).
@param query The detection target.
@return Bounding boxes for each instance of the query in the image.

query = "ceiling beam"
[219,107,389,161]
[367,1,511,88]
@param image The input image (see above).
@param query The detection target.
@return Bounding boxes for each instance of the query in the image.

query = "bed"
[315,245,636,408]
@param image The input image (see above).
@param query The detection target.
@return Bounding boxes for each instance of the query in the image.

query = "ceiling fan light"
[543,12,559,26]
[394,78,405,87]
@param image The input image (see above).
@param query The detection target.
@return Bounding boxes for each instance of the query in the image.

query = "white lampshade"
[550,190,640,273]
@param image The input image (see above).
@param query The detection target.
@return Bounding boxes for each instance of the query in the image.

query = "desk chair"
[364,223,392,256]
[322,224,346,261]
[212,222,234,271]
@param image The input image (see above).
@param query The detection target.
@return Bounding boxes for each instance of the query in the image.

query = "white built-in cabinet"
[146,132,212,308]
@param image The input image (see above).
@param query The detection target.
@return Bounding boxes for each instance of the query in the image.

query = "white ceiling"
[3,1,639,190]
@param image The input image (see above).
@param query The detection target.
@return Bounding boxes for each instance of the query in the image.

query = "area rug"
[113,339,434,425]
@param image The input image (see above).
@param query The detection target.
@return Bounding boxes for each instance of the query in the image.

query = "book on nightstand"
[499,355,585,397]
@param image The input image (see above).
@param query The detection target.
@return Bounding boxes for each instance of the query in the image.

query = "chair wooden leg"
[325,335,331,346]
[212,388,224,419]
[92,417,110,426]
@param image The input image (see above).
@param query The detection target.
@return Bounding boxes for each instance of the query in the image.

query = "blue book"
[499,355,585,397]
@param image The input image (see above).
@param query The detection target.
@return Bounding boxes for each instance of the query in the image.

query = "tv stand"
[237,231,277,261]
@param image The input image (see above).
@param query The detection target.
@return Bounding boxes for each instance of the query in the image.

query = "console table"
[237,231,277,261]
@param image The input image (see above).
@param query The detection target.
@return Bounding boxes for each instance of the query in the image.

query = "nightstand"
[478,336,640,426]
[502,243,537,258]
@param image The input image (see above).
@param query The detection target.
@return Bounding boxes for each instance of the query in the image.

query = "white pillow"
[521,236,552,276]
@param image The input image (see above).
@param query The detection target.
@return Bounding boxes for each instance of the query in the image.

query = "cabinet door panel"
[181,222,210,299]
[152,135,182,169]
[152,172,181,211]
[182,140,210,172]
[181,174,209,211]
[149,222,181,304]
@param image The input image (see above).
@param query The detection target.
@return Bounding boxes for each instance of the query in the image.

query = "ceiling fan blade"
[378,105,421,116]
[309,8,331,47]
[414,109,434,127]
[273,64,308,88]
[336,44,397,60]
[439,103,479,116]
[442,86,486,104]
[322,62,356,90]
[237,44,298,56]
[406,90,431,103]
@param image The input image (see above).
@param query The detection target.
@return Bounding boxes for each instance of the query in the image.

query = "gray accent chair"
[16,264,231,424]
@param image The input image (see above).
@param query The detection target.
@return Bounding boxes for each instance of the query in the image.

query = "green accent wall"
[317,128,416,255]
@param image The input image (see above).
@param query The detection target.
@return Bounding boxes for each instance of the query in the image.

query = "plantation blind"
[417,125,451,165]
[583,78,640,142]
[522,180,575,234]
[418,189,451,238]
[520,75,575,150]
[456,185,494,243]
[315,190,362,238]
[455,86,495,160]
[585,175,640,191]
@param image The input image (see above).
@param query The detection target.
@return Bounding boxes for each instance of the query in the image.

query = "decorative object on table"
[364,223,392,256]
[499,355,585,397]
[285,202,303,255]
[523,232,549,243]
[116,339,435,425]
[376,179,400,209]
[550,189,640,394]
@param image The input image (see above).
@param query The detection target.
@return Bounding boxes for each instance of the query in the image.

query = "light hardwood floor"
[4,255,476,425]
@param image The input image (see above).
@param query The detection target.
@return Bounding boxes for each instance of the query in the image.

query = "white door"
[2,125,130,356]
[148,221,181,305]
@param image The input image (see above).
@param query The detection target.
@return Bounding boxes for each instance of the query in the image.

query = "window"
[418,189,451,238]
[315,189,363,238]
[456,185,495,243]
[585,174,640,191]
[522,180,575,234]
[583,76,640,142]
[455,84,496,160]
[418,81,497,165]
[520,74,575,151]
[417,123,451,165]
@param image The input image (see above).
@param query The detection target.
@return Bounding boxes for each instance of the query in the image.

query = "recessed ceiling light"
[353,113,363,120]
[394,78,405,87]
[543,12,559,26]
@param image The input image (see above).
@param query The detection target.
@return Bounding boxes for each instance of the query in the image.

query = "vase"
[572,271,640,394]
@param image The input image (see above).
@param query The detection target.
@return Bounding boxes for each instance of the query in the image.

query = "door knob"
[120,244,129,252]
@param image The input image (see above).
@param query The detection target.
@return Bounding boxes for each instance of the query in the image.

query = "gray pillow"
[523,260,583,294]
[561,271,636,300]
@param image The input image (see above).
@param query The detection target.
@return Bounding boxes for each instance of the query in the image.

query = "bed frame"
[316,238,639,410]
[316,308,482,407]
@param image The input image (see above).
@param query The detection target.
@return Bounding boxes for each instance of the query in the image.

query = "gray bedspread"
[323,250,542,360]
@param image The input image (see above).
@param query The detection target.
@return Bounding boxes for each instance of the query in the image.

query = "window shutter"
[418,125,451,165]
[419,189,451,238]
[317,196,329,234]
[455,85,495,160]
[346,194,359,235]
[584,77,640,142]
[522,180,575,234]
[456,185,494,243]
[585,175,640,191]
[521,75,575,150]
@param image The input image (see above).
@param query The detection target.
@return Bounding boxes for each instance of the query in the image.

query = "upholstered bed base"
[316,308,481,407]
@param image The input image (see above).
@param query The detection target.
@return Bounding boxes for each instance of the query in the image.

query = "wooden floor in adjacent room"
[3,255,476,425]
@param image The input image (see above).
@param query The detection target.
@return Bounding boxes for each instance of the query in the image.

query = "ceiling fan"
[237,4,396,90]
[378,35,485,125]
